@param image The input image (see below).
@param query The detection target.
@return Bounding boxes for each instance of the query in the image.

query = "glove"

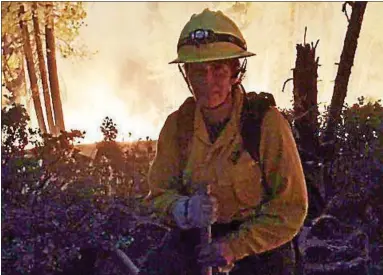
[172,196,191,229]
[197,241,234,269]
[172,192,218,229]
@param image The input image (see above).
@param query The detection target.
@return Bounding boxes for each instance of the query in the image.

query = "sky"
[49,2,383,143]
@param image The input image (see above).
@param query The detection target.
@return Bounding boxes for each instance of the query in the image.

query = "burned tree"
[321,1,368,199]
[323,2,368,158]
[292,30,321,163]
[288,28,324,221]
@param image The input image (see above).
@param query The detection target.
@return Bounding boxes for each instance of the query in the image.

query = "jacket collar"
[194,85,244,148]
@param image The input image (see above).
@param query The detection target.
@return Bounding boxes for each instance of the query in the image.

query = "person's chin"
[198,94,223,109]
[204,100,223,109]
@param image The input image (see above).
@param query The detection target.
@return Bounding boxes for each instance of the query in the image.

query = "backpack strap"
[240,89,276,202]
[240,91,276,163]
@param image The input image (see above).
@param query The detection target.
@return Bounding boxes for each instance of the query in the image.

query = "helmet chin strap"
[178,64,194,96]
[233,58,247,86]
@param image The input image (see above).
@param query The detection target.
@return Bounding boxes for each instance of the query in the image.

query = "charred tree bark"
[19,4,47,133]
[292,36,324,222]
[321,2,367,200]
[292,37,328,275]
[323,2,368,157]
[32,2,56,135]
[293,39,320,160]
[45,3,65,134]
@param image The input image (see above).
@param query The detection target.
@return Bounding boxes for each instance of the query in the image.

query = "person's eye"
[213,64,224,70]
[215,68,229,76]
[193,69,206,77]
[213,64,228,73]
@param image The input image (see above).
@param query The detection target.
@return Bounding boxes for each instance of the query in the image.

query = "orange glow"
[63,81,160,144]
[23,2,383,144]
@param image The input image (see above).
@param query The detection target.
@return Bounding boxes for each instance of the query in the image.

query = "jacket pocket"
[228,151,263,208]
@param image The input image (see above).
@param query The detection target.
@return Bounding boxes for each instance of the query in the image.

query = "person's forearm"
[224,198,307,261]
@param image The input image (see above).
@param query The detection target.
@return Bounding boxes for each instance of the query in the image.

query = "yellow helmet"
[169,8,255,64]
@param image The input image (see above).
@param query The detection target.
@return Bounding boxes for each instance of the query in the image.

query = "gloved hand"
[172,191,218,229]
[197,241,234,269]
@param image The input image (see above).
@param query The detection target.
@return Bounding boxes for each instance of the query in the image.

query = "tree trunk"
[322,2,367,200]
[323,2,368,153]
[19,54,31,115]
[45,2,65,134]
[292,38,325,222]
[32,2,56,135]
[19,4,47,134]
[293,41,320,160]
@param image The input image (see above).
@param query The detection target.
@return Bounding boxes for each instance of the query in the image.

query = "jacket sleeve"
[144,111,184,225]
[224,107,308,261]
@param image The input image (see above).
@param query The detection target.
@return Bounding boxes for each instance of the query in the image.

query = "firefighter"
[144,8,308,275]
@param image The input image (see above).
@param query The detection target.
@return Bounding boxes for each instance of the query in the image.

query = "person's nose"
[204,66,216,84]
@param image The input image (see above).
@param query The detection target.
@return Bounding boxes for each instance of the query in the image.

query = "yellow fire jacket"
[145,87,308,262]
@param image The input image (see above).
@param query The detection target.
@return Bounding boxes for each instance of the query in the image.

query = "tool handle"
[111,248,140,275]
[198,183,213,275]
[200,225,212,275]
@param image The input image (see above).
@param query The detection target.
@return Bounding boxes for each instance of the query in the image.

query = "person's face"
[185,60,237,109]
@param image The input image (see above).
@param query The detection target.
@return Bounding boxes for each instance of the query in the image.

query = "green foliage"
[1,2,93,103]
[341,97,383,162]
[1,97,381,274]
[1,2,24,39]
[1,103,163,274]
[324,97,382,230]
[52,2,95,59]
[1,2,90,59]
[1,2,26,100]
[1,103,31,159]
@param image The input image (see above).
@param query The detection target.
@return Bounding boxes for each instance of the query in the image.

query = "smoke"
[56,2,383,143]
